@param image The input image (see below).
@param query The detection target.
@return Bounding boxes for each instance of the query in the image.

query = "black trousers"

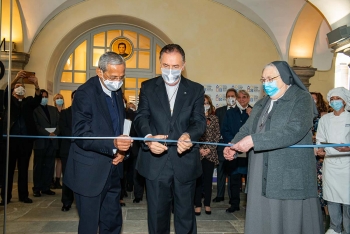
[216,148,227,198]
[61,155,74,206]
[229,173,243,208]
[75,165,122,234]
[146,159,197,234]
[33,143,56,192]
[133,157,145,199]
[1,138,33,201]
[194,158,215,207]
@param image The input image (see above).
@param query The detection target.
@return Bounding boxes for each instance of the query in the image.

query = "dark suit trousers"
[145,158,197,234]
[75,165,122,234]
[33,142,56,191]
[133,158,145,199]
[216,147,228,198]
[229,173,242,208]
[61,155,74,206]
[1,138,32,201]
[194,158,215,207]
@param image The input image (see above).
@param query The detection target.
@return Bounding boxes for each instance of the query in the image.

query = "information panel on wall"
[203,84,265,108]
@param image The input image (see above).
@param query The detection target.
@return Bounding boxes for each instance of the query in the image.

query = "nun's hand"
[232,136,254,153]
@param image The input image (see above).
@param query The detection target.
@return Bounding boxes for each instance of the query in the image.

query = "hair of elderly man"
[238,89,250,98]
[226,88,238,98]
[159,44,185,63]
[98,51,125,72]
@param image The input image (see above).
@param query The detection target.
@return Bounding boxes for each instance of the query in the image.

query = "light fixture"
[0,38,17,52]
[327,25,350,46]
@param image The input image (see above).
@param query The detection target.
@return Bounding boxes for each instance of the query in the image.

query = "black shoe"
[61,204,71,212]
[212,197,224,202]
[133,198,142,203]
[120,202,126,207]
[54,178,62,189]
[226,207,240,213]
[33,191,41,197]
[19,197,33,203]
[41,190,55,195]
[205,207,211,215]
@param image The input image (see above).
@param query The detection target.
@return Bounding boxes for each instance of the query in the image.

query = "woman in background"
[194,94,220,215]
[52,93,65,189]
[310,91,330,230]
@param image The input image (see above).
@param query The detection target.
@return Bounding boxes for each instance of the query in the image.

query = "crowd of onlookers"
[0,70,349,234]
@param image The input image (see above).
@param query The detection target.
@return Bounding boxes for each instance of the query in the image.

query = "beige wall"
[24,0,279,92]
[309,58,336,97]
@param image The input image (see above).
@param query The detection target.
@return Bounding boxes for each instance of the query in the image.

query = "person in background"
[236,90,252,115]
[194,94,220,216]
[134,44,206,234]
[51,93,65,189]
[58,90,76,212]
[32,89,59,197]
[64,52,132,234]
[212,88,237,203]
[224,61,323,234]
[316,87,350,234]
[1,71,41,204]
[222,90,250,213]
[310,91,330,230]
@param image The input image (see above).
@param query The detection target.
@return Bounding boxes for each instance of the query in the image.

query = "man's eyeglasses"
[260,75,280,83]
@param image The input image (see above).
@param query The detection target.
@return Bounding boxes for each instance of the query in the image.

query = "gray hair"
[263,63,279,75]
[98,52,125,72]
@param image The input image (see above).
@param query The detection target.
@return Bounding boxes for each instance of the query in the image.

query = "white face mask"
[102,75,123,91]
[227,97,236,106]
[204,104,210,112]
[14,86,25,96]
[161,68,181,84]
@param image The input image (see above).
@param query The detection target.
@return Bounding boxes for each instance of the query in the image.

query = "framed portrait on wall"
[111,37,134,60]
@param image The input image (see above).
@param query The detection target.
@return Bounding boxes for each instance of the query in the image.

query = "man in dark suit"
[64,52,132,234]
[212,88,237,203]
[134,44,206,234]
[33,89,60,197]
[1,71,41,204]
[221,98,250,213]
[58,90,76,212]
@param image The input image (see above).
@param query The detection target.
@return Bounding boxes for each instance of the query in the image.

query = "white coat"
[316,111,350,205]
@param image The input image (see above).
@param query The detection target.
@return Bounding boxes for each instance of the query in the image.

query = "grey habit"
[232,61,324,234]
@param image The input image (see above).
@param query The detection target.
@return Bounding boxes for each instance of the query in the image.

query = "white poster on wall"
[203,83,265,108]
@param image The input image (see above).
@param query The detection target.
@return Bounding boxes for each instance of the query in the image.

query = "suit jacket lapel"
[155,77,171,119]
[94,77,115,132]
[116,89,125,133]
[171,77,188,121]
[38,106,49,123]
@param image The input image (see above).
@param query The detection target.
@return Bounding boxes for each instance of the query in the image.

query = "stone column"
[0,51,30,89]
[291,66,317,90]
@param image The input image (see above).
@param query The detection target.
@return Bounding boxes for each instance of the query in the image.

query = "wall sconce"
[293,58,312,67]
[0,38,16,52]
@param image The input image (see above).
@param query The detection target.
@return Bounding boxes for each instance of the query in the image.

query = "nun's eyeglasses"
[260,75,280,83]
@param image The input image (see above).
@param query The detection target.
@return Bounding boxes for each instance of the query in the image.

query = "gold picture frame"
[111,37,133,60]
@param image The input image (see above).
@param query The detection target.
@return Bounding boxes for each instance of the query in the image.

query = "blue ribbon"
[2,134,350,148]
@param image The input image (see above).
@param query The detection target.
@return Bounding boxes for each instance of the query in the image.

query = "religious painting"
[111,37,133,60]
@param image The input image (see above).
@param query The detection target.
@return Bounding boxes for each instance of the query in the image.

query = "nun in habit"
[224,61,324,234]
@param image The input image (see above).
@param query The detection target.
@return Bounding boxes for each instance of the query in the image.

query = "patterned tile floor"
[0,183,246,233]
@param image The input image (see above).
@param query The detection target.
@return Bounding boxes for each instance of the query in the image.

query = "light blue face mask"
[55,99,64,106]
[330,100,344,111]
[263,80,280,97]
[41,97,48,106]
